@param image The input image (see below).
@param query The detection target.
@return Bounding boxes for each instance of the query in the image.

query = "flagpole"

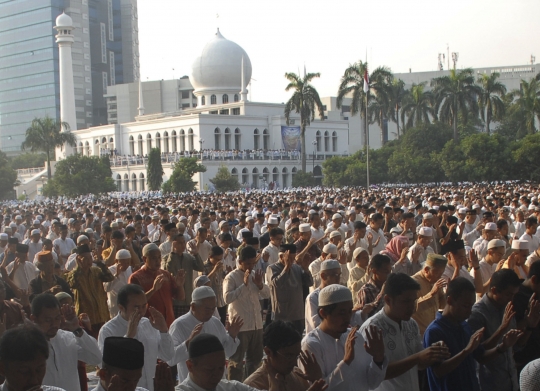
[366,91,370,189]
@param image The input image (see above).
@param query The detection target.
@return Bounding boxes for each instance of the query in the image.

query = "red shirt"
[128,265,178,326]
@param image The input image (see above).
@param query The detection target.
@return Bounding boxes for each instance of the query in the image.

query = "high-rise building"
[0,0,139,154]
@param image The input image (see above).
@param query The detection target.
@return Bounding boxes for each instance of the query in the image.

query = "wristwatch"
[73,328,84,337]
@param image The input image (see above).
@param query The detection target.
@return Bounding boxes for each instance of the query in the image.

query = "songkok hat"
[426,253,448,266]
[77,244,91,254]
[194,275,211,287]
[423,213,433,219]
[512,240,529,250]
[445,239,465,254]
[103,337,144,370]
[418,227,433,237]
[268,217,278,225]
[241,230,253,239]
[322,243,338,255]
[188,334,224,359]
[353,247,368,259]
[321,259,341,271]
[485,222,497,231]
[246,237,259,246]
[299,223,311,232]
[332,213,343,220]
[16,244,28,253]
[319,284,352,306]
[329,230,341,239]
[55,292,71,302]
[142,243,159,256]
[116,249,131,260]
[191,286,216,303]
[37,251,53,262]
[488,239,506,249]
[31,229,41,236]
[76,235,88,244]
[0,234,7,240]
[280,244,297,253]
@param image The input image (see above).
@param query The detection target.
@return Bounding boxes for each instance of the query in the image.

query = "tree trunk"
[46,151,51,180]
[301,124,306,172]
[396,106,400,138]
[453,110,458,142]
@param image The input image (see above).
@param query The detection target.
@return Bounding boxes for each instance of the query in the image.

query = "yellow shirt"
[411,271,445,336]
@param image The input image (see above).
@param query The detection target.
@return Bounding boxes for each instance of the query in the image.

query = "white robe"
[103,265,132,317]
[178,375,258,391]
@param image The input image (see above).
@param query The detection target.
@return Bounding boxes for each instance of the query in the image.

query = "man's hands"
[126,307,143,338]
[501,329,523,350]
[463,327,484,355]
[252,269,264,289]
[61,304,80,332]
[429,279,446,296]
[417,341,451,366]
[499,302,516,332]
[468,248,480,269]
[343,325,359,365]
[152,274,165,292]
[186,323,204,348]
[226,316,244,339]
[364,325,385,363]
[526,293,540,328]
[174,269,185,287]
[298,350,323,383]
[153,361,175,391]
[149,306,168,333]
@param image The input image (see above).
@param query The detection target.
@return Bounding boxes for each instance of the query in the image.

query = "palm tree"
[431,68,480,142]
[284,72,324,172]
[21,116,77,179]
[477,72,506,134]
[367,87,391,146]
[336,62,393,146]
[401,82,435,129]
[511,78,540,134]
[387,79,408,137]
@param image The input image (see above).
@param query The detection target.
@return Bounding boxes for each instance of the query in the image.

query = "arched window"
[163,131,169,153]
[78,142,83,155]
[224,128,231,150]
[138,135,143,155]
[85,141,90,156]
[146,134,152,153]
[292,167,297,184]
[316,131,321,152]
[263,167,269,183]
[201,96,206,105]
[233,94,239,102]
[214,128,221,150]
[171,130,177,152]
[129,136,135,155]
[222,94,229,104]
[131,173,137,191]
[332,131,338,152]
[252,167,259,188]
[231,168,238,183]
[282,167,289,188]
[139,173,145,191]
[155,132,161,151]
[180,129,186,151]
[124,173,130,192]
[241,168,249,185]
[324,131,329,152]
[116,174,121,191]
[272,167,279,182]
[253,129,260,149]
[211,95,216,105]
[188,129,194,151]
[109,137,114,151]
[234,128,241,150]
[263,129,269,150]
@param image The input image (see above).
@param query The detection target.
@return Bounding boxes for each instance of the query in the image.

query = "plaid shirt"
[357,279,384,318]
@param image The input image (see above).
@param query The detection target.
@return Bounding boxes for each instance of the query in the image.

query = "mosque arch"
[263,129,269,150]
[253,129,260,150]
[252,167,259,188]
[139,173,145,191]
[316,131,321,152]
[180,129,186,151]
[163,131,169,153]
[234,128,241,150]
[146,133,152,153]
[214,128,221,150]
[222,94,229,104]
[129,136,135,155]
[123,173,129,192]
[137,134,143,155]
[131,173,137,191]
[324,131,329,152]
[332,131,337,152]
[211,94,217,105]
[224,128,231,150]
[155,132,161,151]
[241,168,249,184]
[188,129,194,151]
[171,130,177,152]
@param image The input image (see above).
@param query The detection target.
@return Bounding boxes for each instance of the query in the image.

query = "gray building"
[0,0,139,154]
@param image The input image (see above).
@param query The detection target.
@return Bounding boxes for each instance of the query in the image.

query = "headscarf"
[380,236,409,264]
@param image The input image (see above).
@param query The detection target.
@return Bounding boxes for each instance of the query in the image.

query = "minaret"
[240,56,248,102]
[137,79,145,116]
[54,12,76,158]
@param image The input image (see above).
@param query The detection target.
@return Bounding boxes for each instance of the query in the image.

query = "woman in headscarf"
[380,236,422,276]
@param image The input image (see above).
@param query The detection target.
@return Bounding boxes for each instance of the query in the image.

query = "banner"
[281,126,301,151]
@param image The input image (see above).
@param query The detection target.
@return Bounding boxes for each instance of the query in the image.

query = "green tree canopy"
[0,151,18,199]
[43,154,115,197]
[162,157,206,193]
[210,166,240,192]
[146,148,164,191]
[10,153,47,170]
[292,170,315,188]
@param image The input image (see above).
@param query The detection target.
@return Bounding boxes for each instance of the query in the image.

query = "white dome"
[56,12,73,27]
[190,29,252,94]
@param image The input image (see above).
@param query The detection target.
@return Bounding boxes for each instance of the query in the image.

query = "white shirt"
[5,261,38,290]
[366,227,387,256]
[224,268,271,332]
[178,375,258,391]
[260,243,280,276]
[43,329,102,391]
[98,314,173,391]
[0,385,64,391]
[458,223,480,247]
[526,250,540,267]
[471,260,497,300]
[311,226,325,242]
[514,221,526,239]
[360,309,422,391]
[442,264,474,284]
[103,265,132,317]
[520,233,540,254]
[302,327,387,391]
[407,243,434,265]
[24,240,43,264]
[472,237,490,259]
[308,258,323,291]
[53,237,76,266]
[344,236,370,271]
[168,311,240,382]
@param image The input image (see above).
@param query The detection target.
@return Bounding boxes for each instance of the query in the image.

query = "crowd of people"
[3,183,540,390]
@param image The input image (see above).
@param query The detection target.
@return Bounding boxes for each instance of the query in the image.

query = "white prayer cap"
[33,220,40,225]
[353,247,368,259]
[520,357,540,391]
[116,249,131,259]
[9,223,16,228]
[433,206,440,211]
[36,215,43,220]
[116,218,123,223]
[319,284,352,306]
[329,230,341,239]
[191,286,216,302]
[194,275,211,287]
[321,259,341,271]
[423,213,433,220]
[76,235,88,244]
[327,204,334,209]
[68,218,75,224]
[458,208,468,214]
[332,213,343,220]
[180,216,188,221]
[390,227,401,235]
[268,217,278,225]
[418,227,433,237]
[473,204,481,209]
[246,216,254,222]
[299,223,311,233]
[3,228,11,233]
[488,239,506,249]
[15,215,22,220]
[111,222,118,228]
[31,229,41,236]
[512,240,529,250]
[142,243,159,256]
[485,222,497,231]
[308,209,317,215]
[85,228,94,234]
[322,243,338,255]
[0,234,8,240]
[219,220,228,228]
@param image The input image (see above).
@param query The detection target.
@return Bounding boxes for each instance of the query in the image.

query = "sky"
[138,0,540,104]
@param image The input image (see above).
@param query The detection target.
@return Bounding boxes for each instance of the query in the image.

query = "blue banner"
[281,126,301,151]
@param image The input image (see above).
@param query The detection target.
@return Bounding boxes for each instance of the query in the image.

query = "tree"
[292,170,315,187]
[162,157,206,193]
[431,68,480,142]
[43,154,115,197]
[210,166,240,192]
[0,151,18,199]
[387,79,408,138]
[10,153,47,170]
[511,78,540,134]
[513,133,540,180]
[477,72,506,134]
[284,72,325,172]
[322,156,350,187]
[21,116,77,179]
[146,148,164,191]
[401,82,435,130]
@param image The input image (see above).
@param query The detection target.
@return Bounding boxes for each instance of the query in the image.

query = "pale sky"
[138,0,540,104]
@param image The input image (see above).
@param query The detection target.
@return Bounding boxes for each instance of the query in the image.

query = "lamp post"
[199,138,205,191]
[312,139,317,172]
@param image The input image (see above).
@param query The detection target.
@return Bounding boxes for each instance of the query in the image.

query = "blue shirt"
[423,312,484,391]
